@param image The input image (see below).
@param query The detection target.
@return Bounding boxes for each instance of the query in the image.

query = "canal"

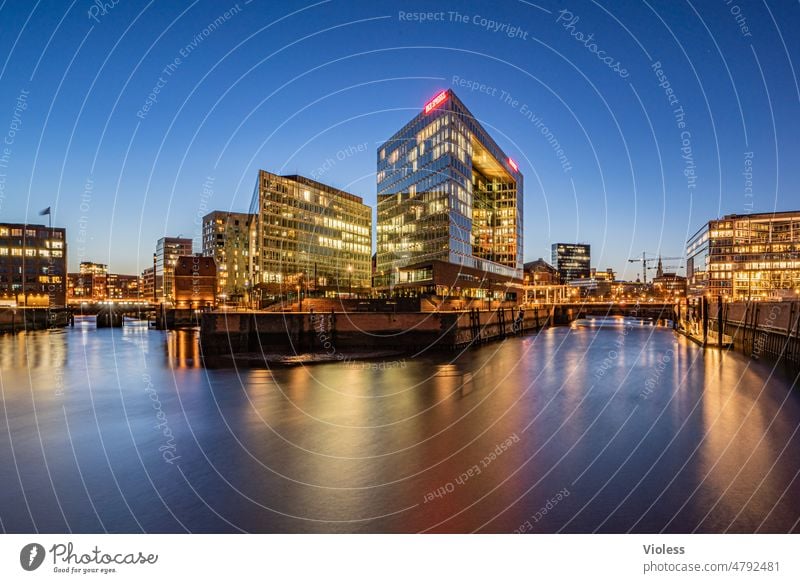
[0,316,798,533]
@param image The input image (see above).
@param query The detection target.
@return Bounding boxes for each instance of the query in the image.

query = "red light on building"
[508,158,519,172]
[424,90,449,114]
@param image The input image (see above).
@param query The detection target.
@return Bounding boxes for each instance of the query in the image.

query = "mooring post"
[717,295,723,348]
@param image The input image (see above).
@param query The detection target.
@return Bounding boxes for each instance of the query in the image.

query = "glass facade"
[686,211,800,300]
[249,171,372,296]
[551,243,591,282]
[375,89,523,289]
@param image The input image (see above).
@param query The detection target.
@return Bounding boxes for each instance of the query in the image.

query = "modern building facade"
[141,267,162,302]
[202,211,252,303]
[376,89,523,301]
[67,261,108,302]
[0,222,67,306]
[686,211,800,300]
[68,269,142,303]
[249,171,372,299]
[108,274,141,300]
[156,237,193,302]
[551,243,591,282]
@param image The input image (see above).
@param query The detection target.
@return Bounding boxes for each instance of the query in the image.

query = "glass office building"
[551,243,591,282]
[686,211,800,300]
[249,171,372,297]
[376,89,523,300]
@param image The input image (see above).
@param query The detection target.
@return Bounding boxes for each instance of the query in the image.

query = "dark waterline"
[0,316,798,533]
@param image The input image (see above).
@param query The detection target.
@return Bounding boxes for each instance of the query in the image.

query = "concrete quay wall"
[0,308,72,334]
[199,307,552,357]
[714,301,800,369]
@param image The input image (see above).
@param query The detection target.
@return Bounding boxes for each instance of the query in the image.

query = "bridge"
[70,301,158,328]
[544,301,678,323]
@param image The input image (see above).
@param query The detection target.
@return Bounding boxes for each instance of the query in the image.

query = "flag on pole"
[39,207,51,216]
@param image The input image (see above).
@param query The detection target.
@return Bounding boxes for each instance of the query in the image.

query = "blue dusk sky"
[0,0,797,278]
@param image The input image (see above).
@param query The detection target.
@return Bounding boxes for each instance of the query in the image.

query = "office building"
[107,274,141,300]
[591,267,616,282]
[0,222,67,306]
[551,243,591,282]
[653,272,687,297]
[156,237,193,302]
[686,211,800,300]
[141,267,162,302]
[202,211,252,303]
[376,89,523,301]
[68,262,108,302]
[68,263,142,303]
[249,171,372,298]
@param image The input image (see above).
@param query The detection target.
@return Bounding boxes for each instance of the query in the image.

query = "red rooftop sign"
[424,90,448,114]
[508,158,519,172]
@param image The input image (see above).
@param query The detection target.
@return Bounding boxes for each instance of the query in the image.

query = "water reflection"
[0,322,798,533]
[572,315,669,328]
[166,329,202,369]
[0,328,68,371]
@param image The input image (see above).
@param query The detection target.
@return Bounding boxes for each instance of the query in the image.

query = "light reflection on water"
[0,319,798,533]
[572,315,671,328]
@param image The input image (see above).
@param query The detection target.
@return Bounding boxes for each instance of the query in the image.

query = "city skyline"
[1,1,797,279]
[2,0,800,560]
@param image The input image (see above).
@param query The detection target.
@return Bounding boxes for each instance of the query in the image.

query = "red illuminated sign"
[507,158,519,172]
[424,90,448,114]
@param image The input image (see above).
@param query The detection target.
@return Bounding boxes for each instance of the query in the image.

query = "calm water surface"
[0,316,798,533]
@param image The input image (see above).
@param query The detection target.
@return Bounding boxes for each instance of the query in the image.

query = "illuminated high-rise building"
[249,171,372,298]
[686,211,800,300]
[202,211,252,302]
[551,243,591,282]
[376,89,523,301]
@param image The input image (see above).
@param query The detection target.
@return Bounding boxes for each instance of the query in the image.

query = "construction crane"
[628,252,683,285]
